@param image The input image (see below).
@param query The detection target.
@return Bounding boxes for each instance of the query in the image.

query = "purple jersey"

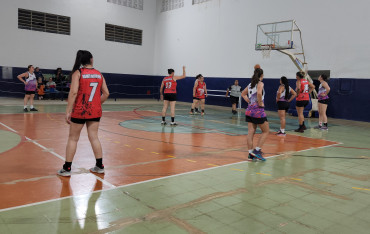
[245,82,266,118]
[318,83,329,100]
[25,72,37,91]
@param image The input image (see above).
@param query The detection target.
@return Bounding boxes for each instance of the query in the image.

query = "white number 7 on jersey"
[89,82,98,102]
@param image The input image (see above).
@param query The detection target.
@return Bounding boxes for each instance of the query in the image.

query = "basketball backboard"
[255,20,295,50]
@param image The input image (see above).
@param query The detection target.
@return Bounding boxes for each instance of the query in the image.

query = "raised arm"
[65,70,80,124]
[173,66,186,81]
[101,76,110,104]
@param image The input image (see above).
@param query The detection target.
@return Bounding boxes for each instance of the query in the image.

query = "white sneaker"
[57,168,71,177]
[90,166,105,174]
[161,121,167,125]
[170,122,178,126]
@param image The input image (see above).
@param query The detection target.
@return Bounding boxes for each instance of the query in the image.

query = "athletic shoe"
[195,110,201,114]
[30,108,38,111]
[57,168,71,177]
[189,111,194,115]
[276,130,286,136]
[24,108,28,112]
[320,126,328,130]
[302,124,307,130]
[232,110,237,115]
[313,125,322,129]
[251,149,266,161]
[170,122,177,126]
[90,166,105,174]
[248,153,257,161]
[201,112,205,116]
[161,121,167,125]
[294,127,304,133]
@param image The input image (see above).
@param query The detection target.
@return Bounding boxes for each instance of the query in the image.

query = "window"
[18,9,70,35]
[105,24,142,46]
[107,0,143,10]
[193,0,212,4]
[161,0,184,12]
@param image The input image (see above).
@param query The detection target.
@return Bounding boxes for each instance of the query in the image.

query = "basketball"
[254,64,261,70]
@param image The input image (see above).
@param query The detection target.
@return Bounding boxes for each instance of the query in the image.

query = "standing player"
[160,66,186,126]
[190,74,207,116]
[276,76,297,136]
[57,50,110,176]
[17,65,38,112]
[295,71,315,133]
[241,68,269,161]
[226,80,241,114]
[315,74,330,130]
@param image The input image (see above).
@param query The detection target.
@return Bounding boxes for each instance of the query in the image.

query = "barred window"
[18,9,70,35]
[161,0,184,12]
[105,24,142,46]
[107,0,143,10]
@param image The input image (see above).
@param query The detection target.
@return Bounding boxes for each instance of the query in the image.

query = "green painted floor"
[1,99,370,234]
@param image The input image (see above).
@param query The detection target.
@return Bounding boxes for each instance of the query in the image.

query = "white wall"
[0,0,157,75]
[154,0,370,78]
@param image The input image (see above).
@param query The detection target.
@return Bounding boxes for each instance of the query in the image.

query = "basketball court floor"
[0,98,369,233]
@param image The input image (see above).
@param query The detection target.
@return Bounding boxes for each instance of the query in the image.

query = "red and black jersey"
[195,81,206,99]
[71,68,103,119]
[163,76,177,94]
[296,79,309,101]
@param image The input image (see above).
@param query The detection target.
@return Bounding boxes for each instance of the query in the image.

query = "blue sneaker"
[248,153,257,161]
[251,149,266,161]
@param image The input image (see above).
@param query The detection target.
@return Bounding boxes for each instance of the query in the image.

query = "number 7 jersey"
[71,68,103,119]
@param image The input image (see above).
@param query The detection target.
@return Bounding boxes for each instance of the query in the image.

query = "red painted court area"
[0,111,338,210]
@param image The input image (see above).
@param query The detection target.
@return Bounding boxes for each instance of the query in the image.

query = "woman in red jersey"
[295,71,315,133]
[190,74,207,116]
[160,66,186,126]
[58,50,109,176]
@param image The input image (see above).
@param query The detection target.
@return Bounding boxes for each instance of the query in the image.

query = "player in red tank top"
[295,71,315,133]
[190,74,207,116]
[160,66,186,125]
[58,50,110,177]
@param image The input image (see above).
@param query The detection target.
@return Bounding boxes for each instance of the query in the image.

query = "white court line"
[0,121,116,190]
[0,138,342,213]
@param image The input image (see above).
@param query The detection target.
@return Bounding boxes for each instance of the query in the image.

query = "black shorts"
[318,99,329,105]
[193,97,200,100]
[277,101,290,111]
[25,91,36,95]
[230,96,239,105]
[164,93,177,101]
[245,115,268,125]
[296,100,309,107]
[71,117,101,124]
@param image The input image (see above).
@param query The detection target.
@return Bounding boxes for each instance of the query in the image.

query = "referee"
[226,80,241,114]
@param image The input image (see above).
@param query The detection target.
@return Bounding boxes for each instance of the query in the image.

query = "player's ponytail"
[281,76,289,100]
[251,68,263,89]
[70,50,93,79]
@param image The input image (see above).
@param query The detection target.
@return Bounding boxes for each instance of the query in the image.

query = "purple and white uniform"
[245,83,266,118]
[318,83,329,100]
[25,72,37,91]
[277,86,292,102]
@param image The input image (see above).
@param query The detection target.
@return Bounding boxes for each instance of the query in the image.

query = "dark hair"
[196,74,202,79]
[168,69,174,75]
[70,50,93,77]
[280,76,289,100]
[28,65,33,71]
[296,71,305,79]
[251,68,263,89]
[320,74,328,81]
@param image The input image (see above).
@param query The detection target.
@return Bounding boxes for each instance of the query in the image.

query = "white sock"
[280,129,285,133]
[319,122,322,126]
[255,147,261,151]
[24,105,27,109]
[30,105,34,109]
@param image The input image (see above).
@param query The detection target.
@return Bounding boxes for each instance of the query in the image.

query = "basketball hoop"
[261,44,274,59]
